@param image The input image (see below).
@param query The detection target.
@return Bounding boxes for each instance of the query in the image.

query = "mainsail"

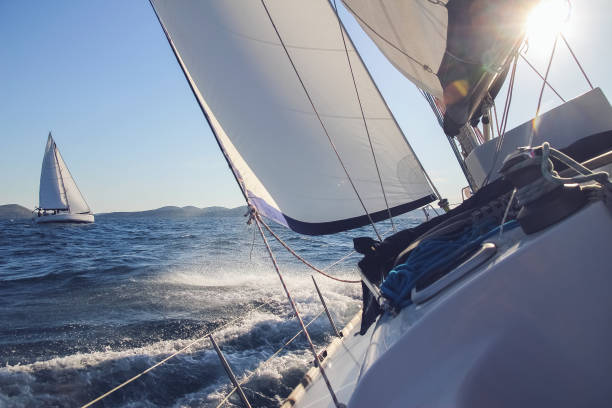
[150,0,437,235]
[38,133,91,214]
[342,0,538,135]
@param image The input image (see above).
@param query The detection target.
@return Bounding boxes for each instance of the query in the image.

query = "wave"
[1,290,360,408]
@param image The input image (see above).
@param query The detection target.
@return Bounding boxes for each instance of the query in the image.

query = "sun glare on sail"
[525,0,571,48]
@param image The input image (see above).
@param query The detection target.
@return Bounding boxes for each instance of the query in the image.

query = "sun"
[525,0,572,47]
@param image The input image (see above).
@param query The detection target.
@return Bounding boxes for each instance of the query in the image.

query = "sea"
[0,213,421,408]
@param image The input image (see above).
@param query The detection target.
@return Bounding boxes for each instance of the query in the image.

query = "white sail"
[38,133,91,214]
[151,0,436,235]
[341,0,447,98]
[54,146,91,214]
[39,134,69,210]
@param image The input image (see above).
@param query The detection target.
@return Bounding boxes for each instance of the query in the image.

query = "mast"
[50,132,70,211]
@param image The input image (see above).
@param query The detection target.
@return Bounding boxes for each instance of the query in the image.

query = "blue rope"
[381,219,519,309]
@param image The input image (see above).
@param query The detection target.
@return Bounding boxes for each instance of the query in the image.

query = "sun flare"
[525,0,572,46]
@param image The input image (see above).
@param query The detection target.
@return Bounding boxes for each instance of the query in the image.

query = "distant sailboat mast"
[50,132,70,212]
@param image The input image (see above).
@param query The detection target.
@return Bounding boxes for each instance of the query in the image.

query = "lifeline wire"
[331,0,397,232]
[253,213,344,407]
[214,310,326,408]
[80,302,269,408]
[260,0,383,242]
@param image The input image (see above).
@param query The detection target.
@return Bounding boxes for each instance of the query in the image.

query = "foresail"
[39,134,68,210]
[151,0,436,235]
[341,0,447,99]
[55,148,91,214]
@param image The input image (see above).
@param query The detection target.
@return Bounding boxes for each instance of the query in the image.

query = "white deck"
[286,201,612,408]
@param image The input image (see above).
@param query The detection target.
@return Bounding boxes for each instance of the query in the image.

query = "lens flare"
[525,0,571,44]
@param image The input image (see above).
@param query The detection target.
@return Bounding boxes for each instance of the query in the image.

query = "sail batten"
[151,0,436,235]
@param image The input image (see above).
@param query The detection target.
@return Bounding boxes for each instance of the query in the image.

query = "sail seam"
[331,0,396,232]
[259,0,383,241]
[332,2,442,202]
[341,1,436,74]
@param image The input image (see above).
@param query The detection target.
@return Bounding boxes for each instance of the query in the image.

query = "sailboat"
[34,133,94,224]
[145,1,611,407]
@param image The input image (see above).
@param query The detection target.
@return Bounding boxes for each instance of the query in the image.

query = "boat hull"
[34,213,94,224]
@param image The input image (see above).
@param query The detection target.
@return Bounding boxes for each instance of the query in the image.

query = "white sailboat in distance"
[34,132,94,224]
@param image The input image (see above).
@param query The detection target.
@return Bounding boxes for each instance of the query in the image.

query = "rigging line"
[80,303,270,408]
[249,225,257,261]
[560,33,594,90]
[253,213,343,408]
[341,1,435,74]
[258,215,361,284]
[331,0,396,233]
[319,225,397,273]
[259,0,382,242]
[492,100,501,138]
[519,54,565,102]
[481,51,519,188]
[214,311,326,408]
[530,34,559,147]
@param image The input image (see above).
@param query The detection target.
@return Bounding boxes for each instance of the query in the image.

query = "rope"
[561,33,594,90]
[253,213,343,407]
[340,1,436,74]
[258,215,362,284]
[332,0,397,233]
[214,310,326,408]
[541,142,611,186]
[80,303,269,408]
[381,217,518,309]
[260,0,383,242]
[481,51,519,188]
[519,54,566,102]
[529,34,559,147]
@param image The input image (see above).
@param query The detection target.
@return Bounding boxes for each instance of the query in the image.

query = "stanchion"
[209,334,252,408]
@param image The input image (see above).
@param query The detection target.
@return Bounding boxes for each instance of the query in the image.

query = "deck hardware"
[209,334,252,408]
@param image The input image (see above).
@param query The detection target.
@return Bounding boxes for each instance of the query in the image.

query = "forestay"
[39,134,91,214]
[150,0,436,235]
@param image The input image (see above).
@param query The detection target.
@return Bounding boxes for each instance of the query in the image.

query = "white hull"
[34,213,94,224]
[287,201,612,408]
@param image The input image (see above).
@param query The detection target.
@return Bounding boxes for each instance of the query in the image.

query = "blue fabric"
[380,219,519,309]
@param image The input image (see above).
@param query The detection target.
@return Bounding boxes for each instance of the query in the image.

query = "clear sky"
[1,1,610,213]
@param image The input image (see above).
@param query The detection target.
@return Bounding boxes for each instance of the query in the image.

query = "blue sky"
[1,1,610,213]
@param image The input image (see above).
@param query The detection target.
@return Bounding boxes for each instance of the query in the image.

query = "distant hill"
[98,205,248,218]
[0,204,32,220]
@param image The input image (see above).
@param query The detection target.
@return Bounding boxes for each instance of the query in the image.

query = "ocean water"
[0,213,420,407]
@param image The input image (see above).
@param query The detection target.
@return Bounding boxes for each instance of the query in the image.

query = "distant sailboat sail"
[39,134,69,210]
[37,133,92,222]
[150,0,437,235]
